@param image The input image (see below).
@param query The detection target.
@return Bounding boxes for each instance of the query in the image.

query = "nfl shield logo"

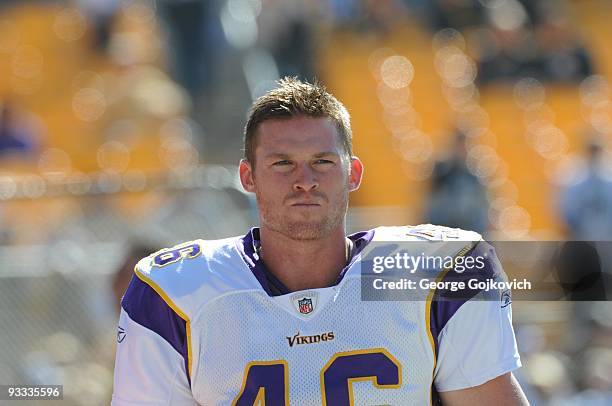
[291,291,318,316]
[298,298,313,314]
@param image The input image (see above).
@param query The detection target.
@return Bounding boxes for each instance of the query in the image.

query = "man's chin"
[283,221,334,240]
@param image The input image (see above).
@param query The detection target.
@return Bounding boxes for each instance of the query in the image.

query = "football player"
[112,78,529,405]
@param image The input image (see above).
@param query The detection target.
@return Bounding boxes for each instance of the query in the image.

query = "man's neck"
[258,226,349,292]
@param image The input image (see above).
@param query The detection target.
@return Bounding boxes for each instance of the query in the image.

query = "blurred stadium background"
[0,0,611,404]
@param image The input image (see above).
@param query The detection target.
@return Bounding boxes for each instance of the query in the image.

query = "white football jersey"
[112,225,521,405]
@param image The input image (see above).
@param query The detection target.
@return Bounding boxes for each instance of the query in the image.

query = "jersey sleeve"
[112,273,198,405]
[431,242,521,392]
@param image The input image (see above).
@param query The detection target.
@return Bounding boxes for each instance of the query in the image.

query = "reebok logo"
[117,326,126,343]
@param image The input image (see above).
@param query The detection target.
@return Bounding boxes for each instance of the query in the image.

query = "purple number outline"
[321,348,402,405]
[233,349,401,405]
[232,360,289,406]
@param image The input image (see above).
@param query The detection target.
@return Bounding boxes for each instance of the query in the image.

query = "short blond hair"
[243,77,352,164]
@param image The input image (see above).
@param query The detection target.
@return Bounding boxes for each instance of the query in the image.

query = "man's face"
[240,116,363,240]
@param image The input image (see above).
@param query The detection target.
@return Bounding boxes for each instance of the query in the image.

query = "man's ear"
[239,159,256,193]
[348,156,364,192]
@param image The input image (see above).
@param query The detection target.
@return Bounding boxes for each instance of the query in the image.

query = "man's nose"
[293,164,319,192]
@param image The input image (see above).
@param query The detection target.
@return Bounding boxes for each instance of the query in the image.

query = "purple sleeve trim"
[121,274,191,384]
[429,242,501,358]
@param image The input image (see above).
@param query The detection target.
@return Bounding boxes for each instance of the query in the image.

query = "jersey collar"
[237,227,375,297]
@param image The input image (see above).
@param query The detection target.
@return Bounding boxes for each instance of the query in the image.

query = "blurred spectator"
[475,23,540,86]
[426,0,590,86]
[427,0,484,32]
[533,15,594,83]
[328,0,409,35]
[257,0,318,80]
[157,0,223,110]
[361,0,410,35]
[559,137,612,240]
[553,241,609,300]
[326,0,361,28]
[473,0,541,86]
[76,0,120,52]
[425,131,489,233]
[0,99,41,160]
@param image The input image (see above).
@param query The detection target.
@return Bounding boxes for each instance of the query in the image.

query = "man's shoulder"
[135,236,239,276]
[130,235,260,316]
[372,224,483,242]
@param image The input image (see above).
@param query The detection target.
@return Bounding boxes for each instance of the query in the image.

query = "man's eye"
[314,159,334,165]
[273,160,292,166]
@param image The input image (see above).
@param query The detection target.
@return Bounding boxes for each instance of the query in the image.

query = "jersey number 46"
[233,348,401,405]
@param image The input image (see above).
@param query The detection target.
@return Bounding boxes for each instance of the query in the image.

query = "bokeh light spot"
[380,55,414,89]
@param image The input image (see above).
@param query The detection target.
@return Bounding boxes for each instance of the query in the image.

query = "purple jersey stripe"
[335,229,376,284]
[236,228,280,295]
[429,241,500,359]
[121,274,190,384]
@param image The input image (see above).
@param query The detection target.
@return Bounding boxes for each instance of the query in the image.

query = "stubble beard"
[257,191,349,241]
